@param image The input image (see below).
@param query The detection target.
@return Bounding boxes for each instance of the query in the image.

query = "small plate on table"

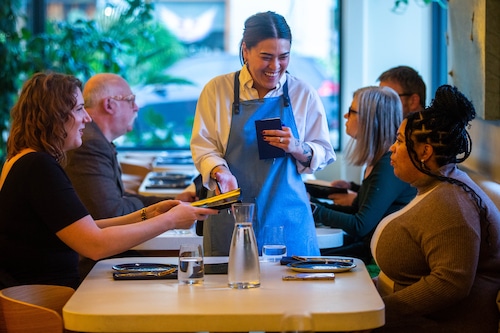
[287,261,356,273]
[112,263,177,272]
[112,263,177,280]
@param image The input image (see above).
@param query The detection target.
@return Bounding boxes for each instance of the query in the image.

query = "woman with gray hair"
[311,86,416,264]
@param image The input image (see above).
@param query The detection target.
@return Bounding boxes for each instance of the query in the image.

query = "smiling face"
[64,88,92,152]
[243,38,290,98]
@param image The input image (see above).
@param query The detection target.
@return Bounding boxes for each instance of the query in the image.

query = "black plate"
[149,172,194,181]
[145,182,191,189]
[305,183,348,198]
[287,261,356,273]
[112,263,178,280]
[112,263,177,273]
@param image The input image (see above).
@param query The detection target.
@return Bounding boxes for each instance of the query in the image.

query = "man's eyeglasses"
[348,107,358,117]
[398,93,413,97]
[109,94,136,107]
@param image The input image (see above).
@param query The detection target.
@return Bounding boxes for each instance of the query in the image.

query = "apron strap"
[233,70,290,113]
[283,79,290,107]
[232,71,241,115]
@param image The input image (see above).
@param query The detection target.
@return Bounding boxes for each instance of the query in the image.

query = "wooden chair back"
[0,284,74,333]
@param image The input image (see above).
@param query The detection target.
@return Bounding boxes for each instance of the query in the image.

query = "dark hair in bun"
[405,84,475,167]
[239,11,291,65]
[404,85,491,245]
[428,84,476,128]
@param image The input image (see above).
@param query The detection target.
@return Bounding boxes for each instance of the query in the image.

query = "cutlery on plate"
[291,255,354,264]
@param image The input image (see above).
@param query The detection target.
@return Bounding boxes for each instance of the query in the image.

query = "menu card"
[255,117,286,159]
[304,179,348,198]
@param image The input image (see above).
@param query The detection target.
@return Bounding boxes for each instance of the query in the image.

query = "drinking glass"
[262,225,287,262]
[178,243,204,284]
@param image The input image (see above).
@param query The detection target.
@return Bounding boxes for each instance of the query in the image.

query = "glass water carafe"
[228,203,260,289]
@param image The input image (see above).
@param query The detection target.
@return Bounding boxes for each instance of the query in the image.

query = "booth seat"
[461,166,500,211]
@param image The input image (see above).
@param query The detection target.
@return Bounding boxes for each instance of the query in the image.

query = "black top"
[0,152,89,288]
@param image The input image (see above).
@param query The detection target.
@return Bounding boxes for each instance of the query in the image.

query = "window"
[31,0,341,151]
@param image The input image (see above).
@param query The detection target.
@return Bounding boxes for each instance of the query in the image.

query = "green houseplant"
[0,0,24,164]
[0,0,186,164]
[22,1,186,86]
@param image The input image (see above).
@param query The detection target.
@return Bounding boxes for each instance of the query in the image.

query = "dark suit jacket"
[65,122,163,219]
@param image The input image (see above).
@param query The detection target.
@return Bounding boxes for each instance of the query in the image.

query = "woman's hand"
[330,180,351,188]
[175,190,197,202]
[263,126,312,166]
[262,126,296,153]
[150,200,182,217]
[162,202,218,230]
[328,190,357,206]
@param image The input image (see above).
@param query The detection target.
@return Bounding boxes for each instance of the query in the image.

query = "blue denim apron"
[203,71,319,256]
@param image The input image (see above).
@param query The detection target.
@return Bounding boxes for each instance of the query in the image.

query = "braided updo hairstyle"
[405,85,492,245]
[405,84,475,168]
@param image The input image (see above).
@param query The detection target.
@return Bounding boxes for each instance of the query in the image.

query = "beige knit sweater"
[372,165,500,332]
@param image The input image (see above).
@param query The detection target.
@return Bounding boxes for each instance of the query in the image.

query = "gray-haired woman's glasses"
[348,107,358,117]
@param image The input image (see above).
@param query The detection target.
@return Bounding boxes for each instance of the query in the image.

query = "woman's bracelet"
[141,208,147,221]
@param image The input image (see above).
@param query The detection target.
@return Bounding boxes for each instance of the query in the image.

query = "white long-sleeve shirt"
[190,64,336,189]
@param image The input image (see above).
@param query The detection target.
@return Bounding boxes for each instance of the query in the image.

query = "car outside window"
[116,52,340,151]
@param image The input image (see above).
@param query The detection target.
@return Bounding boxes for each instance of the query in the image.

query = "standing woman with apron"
[190,11,336,256]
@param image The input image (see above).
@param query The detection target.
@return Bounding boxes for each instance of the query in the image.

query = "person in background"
[371,85,500,332]
[190,11,336,256]
[0,72,217,289]
[65,73,195,220]
[311,86,416,264]
[378,65,426,116]
[326,65,426,207]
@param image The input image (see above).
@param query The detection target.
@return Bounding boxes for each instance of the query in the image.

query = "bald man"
[65,73,195,219]
[378,65,426,116]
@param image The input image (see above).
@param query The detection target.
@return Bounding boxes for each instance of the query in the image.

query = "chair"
[461,166,500,211]
[119,158,153,193]
[497,290,500,333]
[0,284,74,333]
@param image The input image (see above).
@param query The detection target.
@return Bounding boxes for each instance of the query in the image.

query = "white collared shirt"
[190,64,336,188]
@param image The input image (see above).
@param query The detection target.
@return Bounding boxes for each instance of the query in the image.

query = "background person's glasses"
[398,93,413,97]
[110,94,136,107]
[348,107,358,117]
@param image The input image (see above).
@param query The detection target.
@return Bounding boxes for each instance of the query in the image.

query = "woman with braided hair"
[370,85,500,332]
